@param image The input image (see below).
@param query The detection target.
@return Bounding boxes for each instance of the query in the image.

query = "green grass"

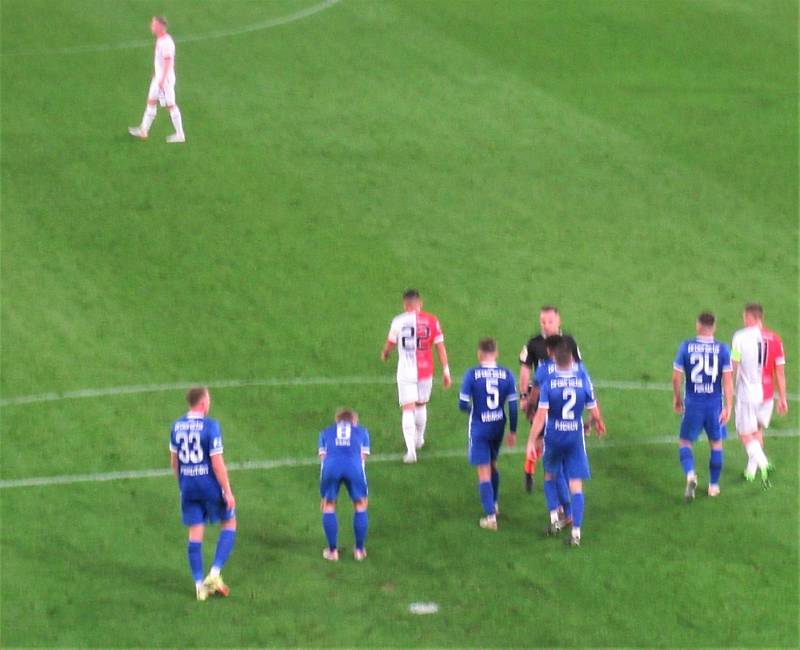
[1,0,798,647]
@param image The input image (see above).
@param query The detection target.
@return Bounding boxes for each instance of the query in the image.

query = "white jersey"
[387,310,443,383]
[731,326,764,404]
[154,34,176,83]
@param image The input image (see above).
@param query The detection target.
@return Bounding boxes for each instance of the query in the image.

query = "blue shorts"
[542,431,590,480]
[181,495,235,526]
[468,426,504,466]
[680,403,726,442]
[320,462,368,501]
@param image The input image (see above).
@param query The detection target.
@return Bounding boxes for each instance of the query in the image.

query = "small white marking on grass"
[408,602,439,615]
[2,375,796,408]
[2,0,341,57]
[0,429,796,490]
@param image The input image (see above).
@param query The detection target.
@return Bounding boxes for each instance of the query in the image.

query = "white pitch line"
[1,375,797,408]
[1,0,341,57]
[1,429,796,490]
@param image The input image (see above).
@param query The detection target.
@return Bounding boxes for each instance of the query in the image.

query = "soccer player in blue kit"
[527,341,606,546]
[672,312,733,501]
[459,338,518,530]
[318,408,370,561]
[169,387,237,600]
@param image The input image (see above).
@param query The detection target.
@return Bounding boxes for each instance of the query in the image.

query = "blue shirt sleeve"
[505,370,518,432]
[169,423,178,452]
[361,428,371,455]
[538,379,550,409]
[673,341,686,372]
[720,343,732,372]
[459,369,473,412]
[208,420,224,456]
[318,430,326,455]
[583,369,597,409]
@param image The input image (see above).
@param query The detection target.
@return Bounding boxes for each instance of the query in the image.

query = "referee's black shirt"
[519,333,581,375]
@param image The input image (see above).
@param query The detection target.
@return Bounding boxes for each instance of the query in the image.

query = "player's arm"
[458,371,472,412]
[211,454,236,511]
[380,339,395,362]
[776,364,788,415]
[506,394,518,448]
[518,364,531,410]
[672,369,684,414]
[719,369,733,424]
[527,406,548,459]
[587,404,606,436]
[158,55,173,89]
[170,450,178,479]
[434,341,452,388]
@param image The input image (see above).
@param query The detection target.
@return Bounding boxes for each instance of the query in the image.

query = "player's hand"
[777,397,789,415]
[443,373,452,389]
[526,437,537,460]
[719,406,731,425]
[506,432,517,448]
[223,490,236,511]
[673,396,684,415]
[380,349,389,362]
[592,417,607,437]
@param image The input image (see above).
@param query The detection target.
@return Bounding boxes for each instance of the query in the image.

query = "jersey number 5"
[486,378,500,409]
[176,431,203,463]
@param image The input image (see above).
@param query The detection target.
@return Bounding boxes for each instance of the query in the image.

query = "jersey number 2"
[561,388,576,420]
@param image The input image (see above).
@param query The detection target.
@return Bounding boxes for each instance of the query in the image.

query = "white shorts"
[735,399,774,435]
[148,78,176,107]
[397,379,432,406]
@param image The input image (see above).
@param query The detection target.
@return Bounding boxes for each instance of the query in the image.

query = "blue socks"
[212,529,236,572]
[543,478,559,512]
[187,541,203,583]
[556,472,572,517]
[491,469,500,504]
[571,492,585,528]
[709,449,723,485]
[322,512,338,550]
[354,511,368,551]
[679,446,694,475]
[479,481,495,515]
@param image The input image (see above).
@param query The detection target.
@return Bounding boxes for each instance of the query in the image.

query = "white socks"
[169,105,184,136]
[141,104,157,133]
[402,410,416,455]
[414,405,427,446]
[745,440,768,471]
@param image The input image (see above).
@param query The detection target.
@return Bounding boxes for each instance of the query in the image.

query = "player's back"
[760,327,785,400]
[319,421,370,467]
[674,337,731,405]
[463,364,516,427]
[541,367,595,435]
[170,414,222,500]
[732,326,765,403]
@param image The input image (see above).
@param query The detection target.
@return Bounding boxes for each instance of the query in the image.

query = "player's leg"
[398,382,418,462]
[563,439,590,546]
[490,459,500,514]
[204,504,236,596]
[756,399,775,474]
[541,437,563,534]
[129,79,159,138]
[164,84,185,143]
[556,460,572,526]
[705,406,724,496]
[320,470,340,559]
[476,463,497,529]
[679,408,701,502]
[181,497,209,600]
[736,401,769,484]
[347,465,369,559]
[414,380,432,449]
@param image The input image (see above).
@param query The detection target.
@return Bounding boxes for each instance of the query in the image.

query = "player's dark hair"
[544,334,563,350]
[554,341,573,367]
[478,338,496,353]
[335,407,358,423]
[403,288,420,301]
[540,304,559,314]
[744,303,763,318]
[697,312,715,327]
[186,386,208,407]
[153,15,168,28]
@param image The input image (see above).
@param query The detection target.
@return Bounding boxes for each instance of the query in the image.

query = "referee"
[518,305,581,492]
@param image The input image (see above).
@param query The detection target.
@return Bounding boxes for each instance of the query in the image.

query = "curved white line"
[1,428,797,489]
[1,375,797,408]
[2,0,341,57]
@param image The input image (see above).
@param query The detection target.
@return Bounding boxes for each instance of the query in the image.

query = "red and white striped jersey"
[387,311,444,382]
[731,326,786,403]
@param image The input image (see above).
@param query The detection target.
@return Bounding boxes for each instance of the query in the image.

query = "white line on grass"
[2,0,341,57]
[1,429,796,490]
[1,375,797,408]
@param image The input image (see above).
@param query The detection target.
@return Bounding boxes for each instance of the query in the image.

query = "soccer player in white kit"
[128,16,185,143]
[731,303,789,486]
[381,289,451,463]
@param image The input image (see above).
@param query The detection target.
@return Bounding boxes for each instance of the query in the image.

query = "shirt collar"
[187,410,204,419]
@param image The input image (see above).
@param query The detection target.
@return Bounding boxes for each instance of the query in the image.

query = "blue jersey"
[170,413,224,501]
[673,337,732,406]
[533,360,587,388]
[539,366,596,436]
[318,421,370,466]
[459,365,519,434]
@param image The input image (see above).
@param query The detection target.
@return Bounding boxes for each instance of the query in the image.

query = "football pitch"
[1,0,798,647]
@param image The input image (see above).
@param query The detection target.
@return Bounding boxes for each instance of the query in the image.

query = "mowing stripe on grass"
[1,375,797,407]
[2,0,341,57]
[1,429,796,490]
